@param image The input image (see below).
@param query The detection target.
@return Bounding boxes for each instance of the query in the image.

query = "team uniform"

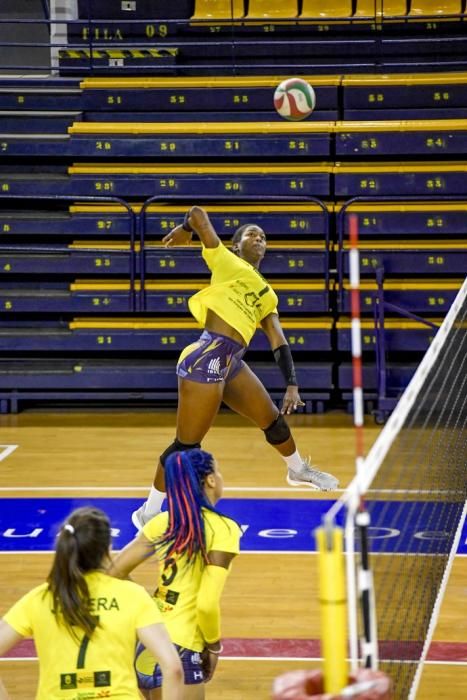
[135,508,241,688]
[3,572,163,700]
[176,242,278,383]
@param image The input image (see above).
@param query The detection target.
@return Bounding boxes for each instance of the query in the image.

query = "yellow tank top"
[3,573,162,699]
[142,509,241,652]
[188,243,279,345]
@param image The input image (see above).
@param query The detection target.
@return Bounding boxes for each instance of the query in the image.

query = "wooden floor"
[0,410,465,699]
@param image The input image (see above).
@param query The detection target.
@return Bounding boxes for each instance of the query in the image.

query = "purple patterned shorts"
[135,642,205,688]
[176,330,246,384]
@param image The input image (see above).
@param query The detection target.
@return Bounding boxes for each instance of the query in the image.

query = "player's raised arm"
[162,206,220,249]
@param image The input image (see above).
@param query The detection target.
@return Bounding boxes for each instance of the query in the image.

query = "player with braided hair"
[110,449,241,699]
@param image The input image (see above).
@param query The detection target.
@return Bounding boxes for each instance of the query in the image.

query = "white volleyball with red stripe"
[273,78,316,121]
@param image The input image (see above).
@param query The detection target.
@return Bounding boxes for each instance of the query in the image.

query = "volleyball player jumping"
[133,206,339,528]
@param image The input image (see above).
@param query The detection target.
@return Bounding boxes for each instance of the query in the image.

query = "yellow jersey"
[188,242,279,345]
[142,508,241,652]
[3,571,162,699]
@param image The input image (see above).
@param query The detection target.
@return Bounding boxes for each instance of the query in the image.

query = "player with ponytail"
[0,507,183,700]
[47,507,111,639]
[110,449,241,699]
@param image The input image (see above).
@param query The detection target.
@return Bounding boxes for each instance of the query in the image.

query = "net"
[332,276,467,699]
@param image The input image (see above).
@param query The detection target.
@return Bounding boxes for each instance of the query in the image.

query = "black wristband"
[273,344,298,386]
[182,210,193,233]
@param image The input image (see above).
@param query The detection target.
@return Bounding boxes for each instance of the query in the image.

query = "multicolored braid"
[156,449,221,565]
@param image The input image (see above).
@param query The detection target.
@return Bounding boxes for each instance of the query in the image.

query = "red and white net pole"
[348,213,378,671]
[349,214,365,477]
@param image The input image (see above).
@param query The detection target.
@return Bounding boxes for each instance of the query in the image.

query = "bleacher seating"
[338,361,419,416]
[6,118,467,159]
[336,318,441,352]
[299,1,353,20]
[342,72,467,120]
[0,194,333,412]
[66,163,332,198]
[245,0,298,20]
[334,162,467,196]
[0,79,82,110]
[354,0,407,18]
[76,0,194,20]
[67,120,334,158]
[409,0,462,16]
[1,2,467,416]
[0,360,333,415]
[0,318,332,353]
[77,202,329,238]
[0,279,329,314]
[339,278,463,314]
[191,0,245,21]
[335,197,467,416]
[79,75,340,120]
[5,114,467,158]
[60,1,467,76]
[336,201,467,237]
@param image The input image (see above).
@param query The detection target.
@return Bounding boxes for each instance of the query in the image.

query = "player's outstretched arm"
[162,206,220,249]
[0,677,11,700]
[261,313,305,415]
[0,620,23,659]
[107,532,156,579]
[0,620,24,699]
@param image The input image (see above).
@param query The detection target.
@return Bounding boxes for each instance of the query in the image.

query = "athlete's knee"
[263,414,291,445]
[160,438,202,466]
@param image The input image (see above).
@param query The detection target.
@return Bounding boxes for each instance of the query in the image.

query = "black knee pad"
[263,414,291,445]
[160,438,201,466]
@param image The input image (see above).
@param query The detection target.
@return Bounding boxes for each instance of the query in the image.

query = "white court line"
[226,659,467,665]
[0,445,18,462]
[2,656,466,666]
[0,550,320,555]
[0,485,343,493]
[0,485,452,494]
[423,660,467,667]
[0,550,463,557]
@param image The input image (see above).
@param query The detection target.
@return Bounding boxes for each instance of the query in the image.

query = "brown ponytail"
[47,507,111,638]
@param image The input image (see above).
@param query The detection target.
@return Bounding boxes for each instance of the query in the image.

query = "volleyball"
[273,78,316,121]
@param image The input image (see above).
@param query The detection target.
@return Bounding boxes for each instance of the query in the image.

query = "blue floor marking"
[0,498,465,554]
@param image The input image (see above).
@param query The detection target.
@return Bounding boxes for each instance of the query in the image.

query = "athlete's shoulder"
[96,572,153,602]
[202,241,242,267]
[3,582,50,632]
[204,509,242,538]
[30,582,49,596]
[19,581,50,604]
[142,510,168,541]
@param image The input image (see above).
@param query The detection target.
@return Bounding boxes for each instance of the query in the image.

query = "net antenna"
[326,225,467,699]
[346,213,379,672]
[320,213,378,694]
